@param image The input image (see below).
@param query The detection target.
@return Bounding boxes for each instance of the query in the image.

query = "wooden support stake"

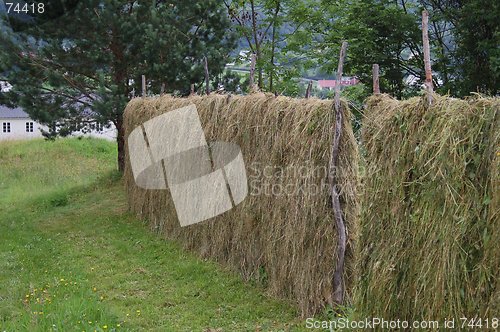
[305,80,313,98]
[422,10,433,105]
[331,41,348,306]
[372,64,380,94]
[204,56,210,95]
[249,53,257,93]
[160,83,165,95]
[141,75,146,97]
[190,83,195,96]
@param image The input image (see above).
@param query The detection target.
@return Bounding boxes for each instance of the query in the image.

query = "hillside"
[0,138,303,331]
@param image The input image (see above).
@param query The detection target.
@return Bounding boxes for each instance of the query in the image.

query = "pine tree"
[0,0,235,172]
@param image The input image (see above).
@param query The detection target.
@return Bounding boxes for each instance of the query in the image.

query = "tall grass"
[0,138,117,206]
[0,138,303,331]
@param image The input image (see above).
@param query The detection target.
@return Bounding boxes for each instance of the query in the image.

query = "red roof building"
[317,77,359,90]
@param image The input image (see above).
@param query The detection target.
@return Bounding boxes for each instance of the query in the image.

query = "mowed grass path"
[0,139,303,332]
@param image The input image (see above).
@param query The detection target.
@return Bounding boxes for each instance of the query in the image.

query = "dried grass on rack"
[123,93,360,316]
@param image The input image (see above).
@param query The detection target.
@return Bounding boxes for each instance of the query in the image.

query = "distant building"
[0,105,46,140]
[317,77,359,90]
[0,104,116,141]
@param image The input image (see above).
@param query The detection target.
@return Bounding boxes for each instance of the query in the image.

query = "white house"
[0,105,46,140]
[0,104,116,141]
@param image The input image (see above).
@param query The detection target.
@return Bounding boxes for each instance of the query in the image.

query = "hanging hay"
[123,93,360,316]
[358,93,499,321]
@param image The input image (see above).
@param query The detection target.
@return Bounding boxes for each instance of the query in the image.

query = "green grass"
[0,138,304,331]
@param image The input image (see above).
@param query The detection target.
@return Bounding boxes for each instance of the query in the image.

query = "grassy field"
[0,138,304,332]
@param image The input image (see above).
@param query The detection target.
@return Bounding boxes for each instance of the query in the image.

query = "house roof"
[317,78,359,89]
[318,80,338,88]
[0,105,30,119]
[0,95,98,121]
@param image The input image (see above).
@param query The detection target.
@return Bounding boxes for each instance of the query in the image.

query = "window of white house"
[2,122,11,133]
[90,122,103,132]
[26,122,34,132]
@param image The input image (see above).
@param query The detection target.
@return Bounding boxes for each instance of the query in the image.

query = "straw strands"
[123,93,360,316]
[358,93,499,321]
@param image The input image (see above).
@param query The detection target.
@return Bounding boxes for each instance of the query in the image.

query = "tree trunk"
[116,116,125,173]
[269,2,280,92]
[249,0,263,89]
[110,27,128,173]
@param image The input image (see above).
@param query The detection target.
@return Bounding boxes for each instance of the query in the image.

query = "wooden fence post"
[422,10,433,105]
[204,56,210,95]
[372,64,380,94]
[305,80,313,98]
[190,83,195,96]
[249,53,257,93]
[142,75,146,97]
[331,41,348,306]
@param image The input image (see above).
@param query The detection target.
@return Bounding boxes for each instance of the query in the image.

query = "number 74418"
[5,2,45,14]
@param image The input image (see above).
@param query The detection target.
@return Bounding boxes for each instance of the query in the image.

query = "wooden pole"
[160,83,165,95]
[372,64,380,94]
[331,41,348,306]
[305,80,313,98]
[334,43,347,115]
[422,10,433,105]
[141,75,146,97]
[204,56,210,95]
[190,83,195,96]
[249,53,257,92]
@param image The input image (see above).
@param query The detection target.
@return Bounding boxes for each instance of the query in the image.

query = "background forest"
[1,0,498,169]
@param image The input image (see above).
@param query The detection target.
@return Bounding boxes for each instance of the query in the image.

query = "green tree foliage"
[309,0,499,97]
[224,0,283,91]
[301,0,423,98]
[0,0,235,171]
[424,0,499,95]
[217,0,499,98]
[212,69,243,93]
[223,0,318,94]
